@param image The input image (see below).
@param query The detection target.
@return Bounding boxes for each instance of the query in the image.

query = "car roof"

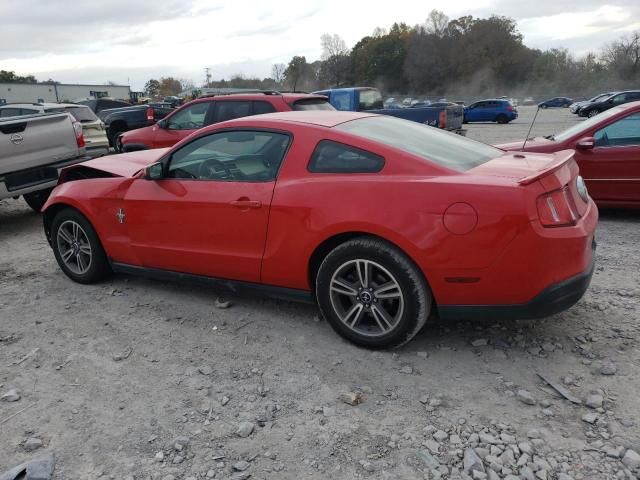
[0,103,44,108]
[188,92,328,105]
[215,110,377,128]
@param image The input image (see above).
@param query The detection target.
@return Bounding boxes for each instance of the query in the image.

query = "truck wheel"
[23,188,53,212]
[496,114,508,124]
[315,237,431,349]
[108,128,124,148]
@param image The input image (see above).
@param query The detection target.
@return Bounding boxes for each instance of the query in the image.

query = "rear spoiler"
[517,150,574,185]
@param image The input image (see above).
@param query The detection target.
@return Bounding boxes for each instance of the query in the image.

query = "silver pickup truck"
[0,112,88,211]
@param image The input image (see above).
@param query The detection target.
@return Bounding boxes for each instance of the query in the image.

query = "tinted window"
[167,131,290,182]
[0,108,23,117]
[21,108,39,114]
[337,116,502,172]
[594,112,640,147]
[214,101,252,123]
[308,140,384,173]
[166,102,210,130]
[97,100,130,111]
[253,101,277,115]
[63,106,99,122]
[292,98,335,111]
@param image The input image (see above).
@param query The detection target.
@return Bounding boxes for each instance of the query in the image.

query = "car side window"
[593,113,640,147]
[166,102,210,130]
[0,108,22,117]
[308,140,384,173]
[167,130,291,182]
[253,101,277,115]
[611,94,627,104]
[213,101,252,123]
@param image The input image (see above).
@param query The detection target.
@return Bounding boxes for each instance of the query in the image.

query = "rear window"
[309,140,384,173]
[336,116,503,172]
[358,89,383,110]
[292,98,335,111]
[64,106,99,122]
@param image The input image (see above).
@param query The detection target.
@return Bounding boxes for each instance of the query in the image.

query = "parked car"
[314,87,465,134]
[0,103,108,157]
[522,97,536,106]
[42,111,596,348]
[97,103,175,147]
[497,101,640,209]
[0,111,87,211]
[538,97,572,109]
[118,91,334,152]
[569,92,616,115]
[579,90,640,118]
[76,98,132,113]
[463,99,518,124]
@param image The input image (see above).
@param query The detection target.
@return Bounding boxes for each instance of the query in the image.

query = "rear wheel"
[51,208,110,284]
[108,127,124,148]
[587,109,600,118]
[23,188,52,212]
[496,114,508,124]
[315,237,431,349]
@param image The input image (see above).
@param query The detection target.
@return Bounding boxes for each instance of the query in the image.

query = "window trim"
[160,127,294,183]
[307,139,385,174]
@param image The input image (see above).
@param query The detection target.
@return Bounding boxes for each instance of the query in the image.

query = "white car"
[0,103,109,157]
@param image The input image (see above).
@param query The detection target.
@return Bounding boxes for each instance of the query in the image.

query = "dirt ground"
[1,107,639,480]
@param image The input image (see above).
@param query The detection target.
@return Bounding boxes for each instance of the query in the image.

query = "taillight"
[146,106,154,123]
[73,121,85,148]
[506,106,513,111]
[438,110,447,129]
[537,186,579,227]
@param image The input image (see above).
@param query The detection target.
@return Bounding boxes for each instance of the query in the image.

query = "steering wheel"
[198,158,232,179]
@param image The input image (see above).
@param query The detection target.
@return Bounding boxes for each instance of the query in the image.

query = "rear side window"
[253,101,277,115]
[0,108,23,117]
[308,140,384,173]
[214,101,252,123]
[292,98,335,111]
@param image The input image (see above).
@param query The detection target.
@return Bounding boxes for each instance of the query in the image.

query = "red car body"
[43,112,597,346]
[118,92,333,152]
[498,101,640,209]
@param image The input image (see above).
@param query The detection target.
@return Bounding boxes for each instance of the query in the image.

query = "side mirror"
[156,119,167,129]
[145,162,164,180]
[576,137,595,150]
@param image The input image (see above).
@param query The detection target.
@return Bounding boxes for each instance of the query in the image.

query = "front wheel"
[23,188,53,212]
[51,208,110,284]
[315,237,431,349]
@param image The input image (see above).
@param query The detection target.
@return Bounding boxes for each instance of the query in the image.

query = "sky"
[1,0,639,90]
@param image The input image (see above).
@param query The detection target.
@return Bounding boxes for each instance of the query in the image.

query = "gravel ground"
[1,106,639,479]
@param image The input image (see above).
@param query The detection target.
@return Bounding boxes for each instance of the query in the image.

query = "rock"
[359,460,376,472]
[536,470,548,480]
[221,395,230,406]
[198,366,213,375]
[582,412,598,424]
[416,351,429,359]
[215,297,231,309]
[1,389,21,402]
[0,453,56,480]
[154,451,164,462]
[557,474,574,480]
[621,449,640,469]
[516,389,536,405]
[417,449,440,468]
[600,363,617,375]
[172,436,190,451]
[585,393,604,409]
[487,469,500,480]
[471,339,488,347]
[23,437,43,452]
[339,392,363,406]
[518,442,532,454]
[473,472,488,480]
[464,448,485,474]
[433,430,449,442]
[520,466,536,480]
[541,342,555,352]
[172,455,184,464]
[399,365,413,374]
[236,421,255,438]
[233,460,251,471]
[527,429,541,439]
[479,433,498,444]
[500,433,515,443]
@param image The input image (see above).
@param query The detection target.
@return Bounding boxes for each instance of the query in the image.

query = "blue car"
[463,99,518,124]
[538,97,573,109]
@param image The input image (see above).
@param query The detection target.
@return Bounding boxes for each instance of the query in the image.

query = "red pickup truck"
[117,91,334,152]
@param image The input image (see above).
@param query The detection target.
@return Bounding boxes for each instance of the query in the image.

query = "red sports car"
[42,111,597,348]
[498,101,640,209]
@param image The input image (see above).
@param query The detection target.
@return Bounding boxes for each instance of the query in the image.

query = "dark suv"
[118,91,334,152]
[579,90,640,118]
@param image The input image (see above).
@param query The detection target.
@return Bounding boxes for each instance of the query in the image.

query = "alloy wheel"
[56,220,92,275]
[328,259,405,337]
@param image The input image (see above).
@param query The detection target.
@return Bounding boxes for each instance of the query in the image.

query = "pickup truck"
[312,87,465,134]
[0,112,88,211]
[96,103,174,147]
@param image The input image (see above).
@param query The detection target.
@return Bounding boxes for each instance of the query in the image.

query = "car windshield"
[553,106,624,142]
[337,116,503,172]
[292,99,335,111]
[51,106,98,122]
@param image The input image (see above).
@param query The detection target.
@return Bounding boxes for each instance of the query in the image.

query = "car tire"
[315,237,431,349]
[108,129,124,148]
[23,188,53,212]
[587,109,600,118]
[496,114,508,124]
[51,208,110,284]
[540,104,547,109]
[462,116,468,124]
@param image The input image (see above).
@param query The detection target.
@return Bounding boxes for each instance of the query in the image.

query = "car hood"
[495,137,555,152]
[121,124,154,140]
[75,148,169,177]
[469,149,575,184]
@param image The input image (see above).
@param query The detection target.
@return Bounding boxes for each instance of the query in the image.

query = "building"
[0,82,131,104]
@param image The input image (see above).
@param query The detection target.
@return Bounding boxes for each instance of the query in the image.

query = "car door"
[123,129,292,282]
[151,101,214,148]
[465,102,482,122]
[574,112,640,204]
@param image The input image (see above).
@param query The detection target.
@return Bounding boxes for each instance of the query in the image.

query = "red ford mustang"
[498,101,640,209]
[42,111,597,348]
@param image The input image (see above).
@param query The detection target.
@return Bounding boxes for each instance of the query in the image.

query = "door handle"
[230,199,262,209]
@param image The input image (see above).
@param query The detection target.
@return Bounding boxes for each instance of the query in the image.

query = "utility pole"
[205,67,211,88]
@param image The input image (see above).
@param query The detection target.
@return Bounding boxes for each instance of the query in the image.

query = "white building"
[0,82,131,104]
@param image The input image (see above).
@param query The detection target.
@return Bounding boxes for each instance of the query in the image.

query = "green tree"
[284,56,308,91]
[158,77,182,96]
[144,79,161,97]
